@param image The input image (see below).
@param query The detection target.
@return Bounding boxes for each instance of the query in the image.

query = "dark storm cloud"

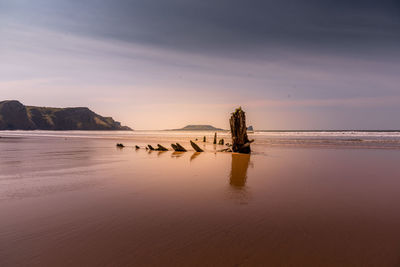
[3,0,400,56]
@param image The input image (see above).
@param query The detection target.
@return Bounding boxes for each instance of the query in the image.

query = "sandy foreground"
[1,133,400,266]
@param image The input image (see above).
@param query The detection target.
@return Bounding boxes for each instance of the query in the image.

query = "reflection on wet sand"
[157,151,167,157]
[229,153,250,188]
[190,152,200,162]
[171,151,185,158]
[3,135,400,266]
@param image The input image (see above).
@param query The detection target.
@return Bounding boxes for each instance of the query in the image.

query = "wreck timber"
[190,140,204,152]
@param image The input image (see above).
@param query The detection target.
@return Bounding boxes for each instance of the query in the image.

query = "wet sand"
[1,134,400,266]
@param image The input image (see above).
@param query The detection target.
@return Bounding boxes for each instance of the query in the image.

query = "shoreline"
[1,130,400,150]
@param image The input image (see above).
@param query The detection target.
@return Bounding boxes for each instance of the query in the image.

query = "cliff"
[0,100,132,130]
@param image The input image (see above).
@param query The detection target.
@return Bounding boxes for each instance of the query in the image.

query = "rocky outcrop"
[0,100,35,130]
[0,100,132,130]
[171,125,224,131]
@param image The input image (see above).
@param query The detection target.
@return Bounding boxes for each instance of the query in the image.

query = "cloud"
[2,0,400,58]
[243,96,400,109]
[0,78,54,89]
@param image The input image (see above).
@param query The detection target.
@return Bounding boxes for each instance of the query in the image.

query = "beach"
[1,131,400,266]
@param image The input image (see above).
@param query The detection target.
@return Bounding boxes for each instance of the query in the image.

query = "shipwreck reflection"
[171,151,185,158]
[190,152,200,162]
[157,151,167,157]
[229,153,250,188]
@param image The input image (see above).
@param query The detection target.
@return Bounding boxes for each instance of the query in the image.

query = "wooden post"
[171,144,178,151]
[229,107,251,154]
[213,132,217,144]
[147,145,155,150]
[190,140,204,152]
[157,144,168,151]
[175,143,187,152]
[171,143,187,152]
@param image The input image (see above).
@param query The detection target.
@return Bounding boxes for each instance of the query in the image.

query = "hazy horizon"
[1,0,399,130]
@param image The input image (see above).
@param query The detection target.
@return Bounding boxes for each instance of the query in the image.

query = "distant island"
[168,125,225,131]
[0,100,132,130]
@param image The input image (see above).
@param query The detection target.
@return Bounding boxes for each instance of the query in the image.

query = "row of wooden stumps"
[117,107,253,154]
[119,133,227,153]
[202,133,224,145]
[146,141,204,152]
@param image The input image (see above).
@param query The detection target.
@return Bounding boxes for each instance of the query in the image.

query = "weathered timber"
[238,140,254,153]
[190,140,204,152]
[203,136,206,142]
[229,107,251,154]
[218,139,224,145]
[175,143,187,152]
[171,143,178,151]
[147,144,155,150]
[157,144,168,151]
[213,132,217,144]
[218,148,232,152]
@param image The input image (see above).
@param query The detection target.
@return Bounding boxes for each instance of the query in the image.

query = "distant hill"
[0,100,132,131]
[170,125,225,131]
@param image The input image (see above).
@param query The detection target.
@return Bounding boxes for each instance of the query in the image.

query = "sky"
[1,0,399,130]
